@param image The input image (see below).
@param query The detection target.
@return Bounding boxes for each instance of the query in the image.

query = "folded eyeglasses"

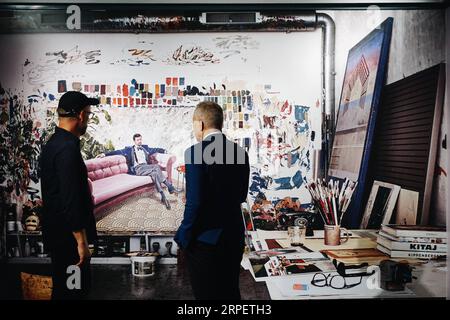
[311,259,376,290]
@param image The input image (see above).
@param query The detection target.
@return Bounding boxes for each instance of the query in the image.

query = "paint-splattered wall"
[0,32,322,226]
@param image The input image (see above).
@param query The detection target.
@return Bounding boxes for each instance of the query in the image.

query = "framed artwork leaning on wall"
[360,180,401,229]
[328,17,394,228]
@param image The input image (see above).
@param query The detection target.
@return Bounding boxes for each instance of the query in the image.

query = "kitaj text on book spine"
[377,236,447,252]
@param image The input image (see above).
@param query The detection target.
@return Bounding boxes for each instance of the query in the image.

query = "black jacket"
[105,145,166,175]
[175,133,250,249]
[40,127,97,251]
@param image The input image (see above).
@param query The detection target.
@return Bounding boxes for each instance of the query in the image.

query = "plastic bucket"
[130,256,156,277]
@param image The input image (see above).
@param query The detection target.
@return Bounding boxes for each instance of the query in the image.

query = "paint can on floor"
[130,256,156,277]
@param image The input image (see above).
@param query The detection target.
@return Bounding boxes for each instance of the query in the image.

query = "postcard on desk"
[248,251,335,281]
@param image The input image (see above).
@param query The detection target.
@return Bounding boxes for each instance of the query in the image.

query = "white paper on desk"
[303,238,376,252]
[269,274,415,299]
[256,229,288,240]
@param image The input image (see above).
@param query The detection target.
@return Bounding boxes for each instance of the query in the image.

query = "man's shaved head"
[193,101,224,130]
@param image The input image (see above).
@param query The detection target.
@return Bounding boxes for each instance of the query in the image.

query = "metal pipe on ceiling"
[317,12,336,176]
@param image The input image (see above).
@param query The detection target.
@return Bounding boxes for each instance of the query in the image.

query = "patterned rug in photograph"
[96,191,184,233]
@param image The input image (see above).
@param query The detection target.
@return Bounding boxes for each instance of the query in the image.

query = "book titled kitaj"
[377,224,447,259]
[377,235,446,252]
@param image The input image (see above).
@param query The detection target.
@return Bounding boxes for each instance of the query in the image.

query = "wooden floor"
[1,262,271,300]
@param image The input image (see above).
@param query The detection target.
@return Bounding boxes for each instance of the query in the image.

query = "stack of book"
[377,224,447,259]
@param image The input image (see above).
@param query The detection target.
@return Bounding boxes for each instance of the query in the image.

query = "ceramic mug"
[324,225,349,246]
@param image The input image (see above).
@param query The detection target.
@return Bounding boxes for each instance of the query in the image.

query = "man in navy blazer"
[175,101,250,300]
[97,133,180,209]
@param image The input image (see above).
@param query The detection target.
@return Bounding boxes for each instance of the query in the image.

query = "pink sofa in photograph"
[84,153,176,217]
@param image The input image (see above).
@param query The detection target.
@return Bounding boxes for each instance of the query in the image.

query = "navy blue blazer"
[105,144,166,175]
[174,133,250,249]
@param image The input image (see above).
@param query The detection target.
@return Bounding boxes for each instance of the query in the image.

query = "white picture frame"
[360,180,401,229]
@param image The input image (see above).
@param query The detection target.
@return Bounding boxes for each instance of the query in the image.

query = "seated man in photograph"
[97,133,180,209]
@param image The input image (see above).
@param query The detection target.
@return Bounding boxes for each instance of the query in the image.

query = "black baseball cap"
[57,91,100,117]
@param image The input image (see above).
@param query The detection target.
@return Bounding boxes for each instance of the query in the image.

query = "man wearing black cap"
[40,91,99,300]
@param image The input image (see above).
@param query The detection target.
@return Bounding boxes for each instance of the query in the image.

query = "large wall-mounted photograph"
[0,31,322,233]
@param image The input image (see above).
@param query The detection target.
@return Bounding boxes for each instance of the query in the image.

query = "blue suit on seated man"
[97,133,180,209]
[175,101,250,300]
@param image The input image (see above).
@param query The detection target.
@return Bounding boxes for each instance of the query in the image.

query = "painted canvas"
[328,18,393,228]
[0,32,322,233]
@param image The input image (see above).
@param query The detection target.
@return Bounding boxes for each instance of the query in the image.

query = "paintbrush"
[339,182,358,225]
[305,177,358,226]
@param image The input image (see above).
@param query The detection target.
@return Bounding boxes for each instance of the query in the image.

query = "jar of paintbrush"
[304,177,357,246]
